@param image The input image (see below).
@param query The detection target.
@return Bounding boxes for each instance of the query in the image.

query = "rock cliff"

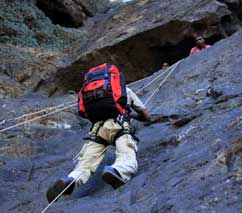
[1,0,242,97]
[0,0,242,212]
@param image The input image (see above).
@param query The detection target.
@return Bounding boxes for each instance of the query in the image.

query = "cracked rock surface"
[1,29,242,212]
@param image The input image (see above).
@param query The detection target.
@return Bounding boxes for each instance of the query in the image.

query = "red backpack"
[78,64,127,123]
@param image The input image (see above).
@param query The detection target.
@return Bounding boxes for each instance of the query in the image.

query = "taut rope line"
[41,145,109,213]
[0,60,181,133]
[12,101,76,121]
[134,66,173,95]
[1,60,182,211]
[0,103,77,133]
[41,178,76,213]
[40,60,181,211]
[144,60,182,106]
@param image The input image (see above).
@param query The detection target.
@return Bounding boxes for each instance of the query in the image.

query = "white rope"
[144,60,182,106]
[127,75,150,87]
[0,103,77,133]
[73,150,81,163]
[41,178,76,213]
[40,60,182,212]
[0,68,165,133]
[12,101,76,121]
[134,67,176,95]
[0,60,180,133]
[41,145,109,213]
[1,60,182,213]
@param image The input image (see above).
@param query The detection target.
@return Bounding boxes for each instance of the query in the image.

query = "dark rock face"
[1,0,242,98]
[1,1,242,212]
[51,0,242,94]
[0,44,69,98]
[36,0,90,28]
[1,29,242,212]
[36,0,113,27]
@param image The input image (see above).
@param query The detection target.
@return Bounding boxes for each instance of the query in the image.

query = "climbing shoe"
[102,166,126,189]
[46,177,75,203]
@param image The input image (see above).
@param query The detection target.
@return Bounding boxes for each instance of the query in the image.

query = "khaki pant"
[68,119,138,184]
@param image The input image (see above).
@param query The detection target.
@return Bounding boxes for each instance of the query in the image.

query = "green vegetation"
[0,0,87,50]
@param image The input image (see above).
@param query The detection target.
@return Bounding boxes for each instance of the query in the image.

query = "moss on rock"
[0,0,87,50]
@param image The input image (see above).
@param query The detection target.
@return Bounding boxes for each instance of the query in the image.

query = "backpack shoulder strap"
[103,64,111,90]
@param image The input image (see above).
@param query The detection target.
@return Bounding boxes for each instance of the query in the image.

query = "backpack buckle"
[116,115,124,124]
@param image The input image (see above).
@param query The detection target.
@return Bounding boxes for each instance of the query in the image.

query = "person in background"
[161,62,169,70]
[189,35,211,55]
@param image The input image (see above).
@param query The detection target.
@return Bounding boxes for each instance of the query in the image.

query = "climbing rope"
[41,178,76,213]
[134,70,168,94]
[0,60,182,212]
[40,60,181,211]
[0,56,183,213]
[41,145,109,213]
[0,103,77,133]
[11,101,76,122]
[144,60,182,106]
[0,60,181,133]
[1,92,77,124]
[0,91,76,126]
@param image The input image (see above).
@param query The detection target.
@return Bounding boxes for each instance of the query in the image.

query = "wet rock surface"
[1,29,242,212]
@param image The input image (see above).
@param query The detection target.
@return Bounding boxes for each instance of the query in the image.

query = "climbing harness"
[1,60,182,212]
[41,60,182,213]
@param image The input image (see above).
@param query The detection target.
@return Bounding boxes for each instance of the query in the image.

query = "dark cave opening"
[150,38,195,72]
[34,0,242,95]
[109,27,224,85]
[47,18,241,96]
[53,32,224,95]
[140,35,222,76]
[36,1,83,28]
